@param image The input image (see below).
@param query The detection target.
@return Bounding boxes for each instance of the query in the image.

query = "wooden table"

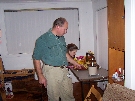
[70,68,108,101]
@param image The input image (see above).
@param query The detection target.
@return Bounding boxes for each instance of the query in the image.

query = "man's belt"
[59,66,65,69]
[45,64,66,69]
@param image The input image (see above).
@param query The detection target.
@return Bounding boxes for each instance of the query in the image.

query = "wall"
[92,0,108,90]
[0,2,93,70]
[125,0,135,90]
[92,0,107,62]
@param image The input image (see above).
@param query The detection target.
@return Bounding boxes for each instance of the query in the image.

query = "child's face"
[69,49,77,58]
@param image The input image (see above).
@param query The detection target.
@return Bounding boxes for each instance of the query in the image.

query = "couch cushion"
[102,83,135,101]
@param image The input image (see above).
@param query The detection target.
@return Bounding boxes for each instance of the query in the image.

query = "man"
[32,17,81,101]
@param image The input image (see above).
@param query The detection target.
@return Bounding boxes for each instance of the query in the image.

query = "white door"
[96,7,108,70]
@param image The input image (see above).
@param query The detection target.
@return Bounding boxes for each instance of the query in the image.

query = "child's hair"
[67,43,78,52]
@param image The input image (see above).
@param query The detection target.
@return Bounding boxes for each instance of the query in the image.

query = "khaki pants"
[42,65,75,101]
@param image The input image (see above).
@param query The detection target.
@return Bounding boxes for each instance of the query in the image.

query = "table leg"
[81,81,84,101]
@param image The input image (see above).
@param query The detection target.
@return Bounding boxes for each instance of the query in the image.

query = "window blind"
[4,9,80,54]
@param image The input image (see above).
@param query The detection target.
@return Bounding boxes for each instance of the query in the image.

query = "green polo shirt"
[32,29,68,66]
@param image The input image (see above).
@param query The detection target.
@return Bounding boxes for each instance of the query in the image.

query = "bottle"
[114,72,118,79]
[91,61,94,66]
[86,52,90,62]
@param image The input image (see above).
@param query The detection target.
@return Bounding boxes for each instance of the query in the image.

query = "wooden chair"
[84,85,102,101]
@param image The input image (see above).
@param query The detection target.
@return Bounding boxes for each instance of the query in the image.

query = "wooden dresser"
[0,58,4,83]
[0,58,6,101]
[109,77,124,86]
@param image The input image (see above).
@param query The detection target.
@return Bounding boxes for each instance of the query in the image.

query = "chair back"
[84,85,102,101]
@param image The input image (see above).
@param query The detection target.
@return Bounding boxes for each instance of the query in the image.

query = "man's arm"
[33,59,47,87]
[66,53,81,68]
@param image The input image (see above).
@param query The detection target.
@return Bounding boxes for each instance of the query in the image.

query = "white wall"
[0,2,93,70]
[92,0,108,90]
[92,0,107,63]
[125,0,135,90]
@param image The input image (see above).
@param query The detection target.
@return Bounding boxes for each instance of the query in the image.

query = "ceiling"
[0,0,92,3]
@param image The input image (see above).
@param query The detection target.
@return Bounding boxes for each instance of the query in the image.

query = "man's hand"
[38,74,47,87]
[33,59,47,87]
[66,53,83,69]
